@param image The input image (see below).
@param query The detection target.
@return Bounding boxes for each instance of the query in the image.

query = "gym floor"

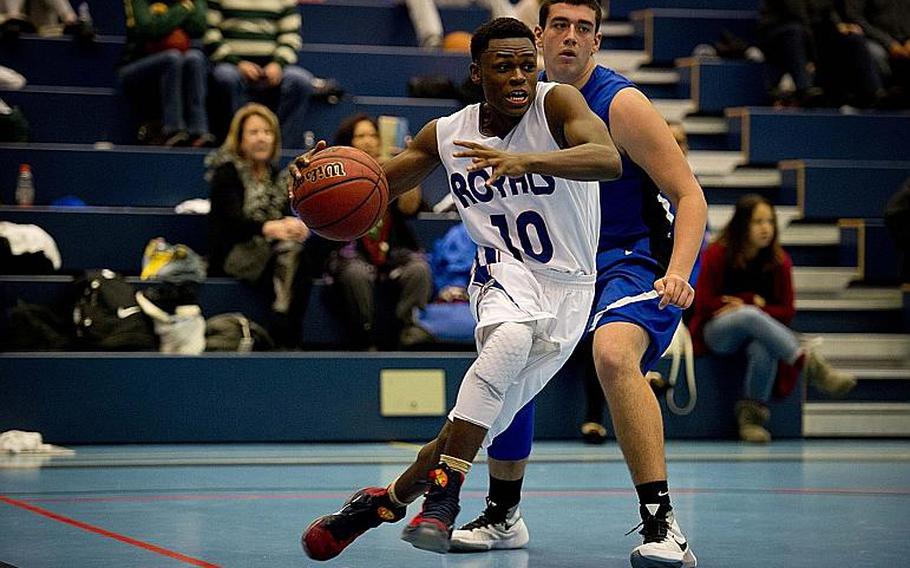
[1,440,908,567]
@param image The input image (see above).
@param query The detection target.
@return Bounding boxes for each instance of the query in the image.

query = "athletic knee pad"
[487,400,535,461]
[451,321,535,429]
[474,321,535,391]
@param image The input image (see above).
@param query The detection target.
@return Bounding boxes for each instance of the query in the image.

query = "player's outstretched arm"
[383,120,441,201]
[454,84,621,184]
[610,87,707,309]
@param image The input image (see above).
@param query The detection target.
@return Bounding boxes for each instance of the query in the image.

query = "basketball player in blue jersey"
[450,2,706,567]
[292,18,623,560]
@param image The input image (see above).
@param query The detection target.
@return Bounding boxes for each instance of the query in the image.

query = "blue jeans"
[703,305,800,402]
[211,62,315,148]
[119,49,209,136]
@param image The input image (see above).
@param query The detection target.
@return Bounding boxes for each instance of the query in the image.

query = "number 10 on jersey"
[490,211,554,263]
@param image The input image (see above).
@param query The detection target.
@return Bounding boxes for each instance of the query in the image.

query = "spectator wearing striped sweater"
[205,0,341,148]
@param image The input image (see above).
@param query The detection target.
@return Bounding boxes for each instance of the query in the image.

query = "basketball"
[290,146,389,241]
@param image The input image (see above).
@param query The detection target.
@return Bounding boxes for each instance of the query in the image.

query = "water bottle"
[303,130,315,150]
[15,163,34,206]
[78,2,92,25]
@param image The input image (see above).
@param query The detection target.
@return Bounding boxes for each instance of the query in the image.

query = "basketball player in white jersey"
[293,17,622,560]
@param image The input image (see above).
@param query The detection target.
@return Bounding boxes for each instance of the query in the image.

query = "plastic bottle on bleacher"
[78,2,92,25]
[15,164,34,207]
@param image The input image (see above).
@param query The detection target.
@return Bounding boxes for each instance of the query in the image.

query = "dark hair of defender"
[538,0,602,32]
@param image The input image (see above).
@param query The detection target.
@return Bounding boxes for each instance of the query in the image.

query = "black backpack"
[73,270,157,351]
[2,300,75,351]
[205,313,274,352]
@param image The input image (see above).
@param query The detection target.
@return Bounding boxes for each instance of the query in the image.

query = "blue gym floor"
[1,440,909,567]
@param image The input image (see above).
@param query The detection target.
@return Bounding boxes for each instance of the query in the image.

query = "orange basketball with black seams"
[290,146,389,241]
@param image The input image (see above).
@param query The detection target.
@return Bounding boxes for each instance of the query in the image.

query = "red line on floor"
[0,495,220,568]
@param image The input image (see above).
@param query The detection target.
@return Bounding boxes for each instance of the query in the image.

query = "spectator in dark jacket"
[758,0,884,107]
[206,103,324,347]
[689,194,855,443]
[845,0,910,105]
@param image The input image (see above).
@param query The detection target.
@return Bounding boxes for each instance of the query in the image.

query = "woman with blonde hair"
[206,103,320,347]
[689,194,855,443]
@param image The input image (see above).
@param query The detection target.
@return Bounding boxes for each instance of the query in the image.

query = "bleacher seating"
[840,219,902,284]
[779,160,910,221]
[0,37,473,95]
[727,107,910,164]
[1,0,908,441]
[632,9,757,65]
[606,0,760,20]
[0,87,461,149]
[79,0,487,45]
[678,57,768,114]
[0,352,802,443]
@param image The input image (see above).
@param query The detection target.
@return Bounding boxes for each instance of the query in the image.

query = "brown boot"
[735,400,771,444]
[805,348,856,397]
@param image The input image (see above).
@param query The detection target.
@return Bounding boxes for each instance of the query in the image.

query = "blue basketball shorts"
[587,239,697,373]
[486,238,701,462]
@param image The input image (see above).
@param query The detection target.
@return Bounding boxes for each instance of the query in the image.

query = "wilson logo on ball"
[303,162,346,184]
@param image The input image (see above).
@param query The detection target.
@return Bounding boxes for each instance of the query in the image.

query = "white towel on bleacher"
[0,430,73,454]
[0,222,62,269]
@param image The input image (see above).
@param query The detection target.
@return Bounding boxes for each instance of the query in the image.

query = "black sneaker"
[301,487,406,561]
[401,463,464,553]
[311,78,344,104]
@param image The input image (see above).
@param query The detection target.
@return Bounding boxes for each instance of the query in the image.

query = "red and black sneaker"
[301,487,406,561]
[401,463,465,554]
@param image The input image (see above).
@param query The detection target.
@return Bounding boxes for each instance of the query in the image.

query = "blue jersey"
[543,66,674,267]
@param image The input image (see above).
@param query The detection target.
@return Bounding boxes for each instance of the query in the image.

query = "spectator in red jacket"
[689,194,855,443]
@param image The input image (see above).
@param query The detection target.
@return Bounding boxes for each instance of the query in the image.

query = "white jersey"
[435,81,600,277]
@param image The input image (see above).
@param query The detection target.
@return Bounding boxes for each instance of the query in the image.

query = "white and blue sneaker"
[629,505,697,567]
[450,499,529,551]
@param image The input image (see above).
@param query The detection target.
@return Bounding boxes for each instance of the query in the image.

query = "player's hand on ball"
[288,140,328,191]
[654,273,694,310]
[453,140,527,185]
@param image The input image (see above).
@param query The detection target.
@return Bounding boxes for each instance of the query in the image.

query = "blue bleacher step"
[698,168,786,205]
[0,274,352,346]
[803,332,910,435]
[709,206,859,267]
[839,219,901,285]
[677,57,769,114]
[631,9,758,66]
[0,86,459,152]
[780,160,910,221]
[792,267,857,294]
[681,116,733,152]
[708,204,799,233]
[607,0,760,21]
[806,367,910,403]
[812,333,910,366]
[0,207,460,274]
[792,288,904,333]
[0,351,804,442]
[803,402,910,437]
[687,150,746,177]
[81,0,489,44]
[0,143,211,206]
[599,21,644,51]
[726,107,910,164]
[299,1,488,46]
[0,37,474,95]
